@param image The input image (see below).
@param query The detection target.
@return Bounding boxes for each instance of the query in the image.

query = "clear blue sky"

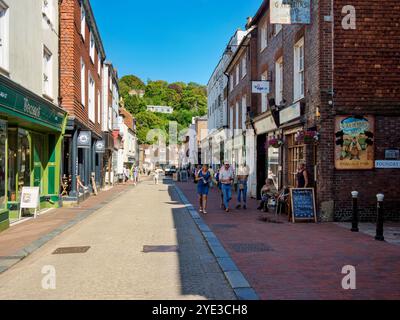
[91,0,262,85]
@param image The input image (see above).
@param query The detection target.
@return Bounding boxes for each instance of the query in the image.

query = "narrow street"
[0,180,235,300]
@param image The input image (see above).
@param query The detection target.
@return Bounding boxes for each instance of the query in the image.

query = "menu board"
[290,188,317,222]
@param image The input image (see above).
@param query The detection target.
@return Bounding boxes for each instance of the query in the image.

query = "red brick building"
[244,0,400,220]
[60,0,106,200]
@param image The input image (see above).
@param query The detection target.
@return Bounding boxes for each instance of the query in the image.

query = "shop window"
[0,2,9,72]
[18,130,31,197]
[267,142,280,189]
[287,133,305,187]
[0,120,6,207]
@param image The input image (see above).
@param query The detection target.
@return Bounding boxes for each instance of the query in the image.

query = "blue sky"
[91,0,262,85]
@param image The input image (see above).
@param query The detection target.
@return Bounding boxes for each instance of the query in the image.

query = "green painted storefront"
[0,75,66,231]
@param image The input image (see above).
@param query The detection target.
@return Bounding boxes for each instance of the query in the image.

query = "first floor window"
[0,3,9,71]
[275,57,283,105]
[88,73,95,122]
[97,90,101,124]
[261,72,269,113]
[294,38,305,101]
[241,95,247,129]
[43,47,52,98]
[235,102,239,130]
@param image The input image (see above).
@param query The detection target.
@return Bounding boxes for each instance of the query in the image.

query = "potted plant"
[295,130,319,144]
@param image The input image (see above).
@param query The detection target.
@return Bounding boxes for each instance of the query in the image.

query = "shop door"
[256,134,267,200]
[32,133,46,195]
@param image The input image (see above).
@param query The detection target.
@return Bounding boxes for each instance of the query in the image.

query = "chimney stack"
[246,16,253,29]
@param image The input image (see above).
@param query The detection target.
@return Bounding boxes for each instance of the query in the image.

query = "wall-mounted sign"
[254,116,277,135]
[279,102,301,124]
[375,160,400,169]
[335,116,375,170]
[19,187,40,219]
[252,81,270,94]
[385,149,399,160]
[270,0,311,24]
[77,131,92,149]
[95,140,105,153]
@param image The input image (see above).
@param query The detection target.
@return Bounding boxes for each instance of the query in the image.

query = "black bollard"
[375,194,385,241]
[351,191,359,232]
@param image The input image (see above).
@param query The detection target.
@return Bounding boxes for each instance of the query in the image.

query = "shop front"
[0,75,66,227]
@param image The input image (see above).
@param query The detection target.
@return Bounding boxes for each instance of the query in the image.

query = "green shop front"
[0,75,66,230]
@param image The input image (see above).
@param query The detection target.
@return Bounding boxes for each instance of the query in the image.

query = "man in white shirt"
[219,160,235,212]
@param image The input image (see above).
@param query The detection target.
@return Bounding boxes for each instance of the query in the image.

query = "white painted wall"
[5,0,59,102]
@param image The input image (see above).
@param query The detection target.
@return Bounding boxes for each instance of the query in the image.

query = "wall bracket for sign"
[290,188,317,223]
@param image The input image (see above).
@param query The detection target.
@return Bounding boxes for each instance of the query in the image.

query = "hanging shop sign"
[254,116,277,135]
[375,160,400,169]
[270,0,311,25]
[279,102,301,124]
[95,140,105,153]
[290,188,317,223]
[251,81,270,94]
[0,76,65,131]
[385,149,399,160]
[334,116,375,170]
[77,131,92,149]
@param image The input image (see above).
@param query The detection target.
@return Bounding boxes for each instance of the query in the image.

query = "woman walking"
[196,164,211,214]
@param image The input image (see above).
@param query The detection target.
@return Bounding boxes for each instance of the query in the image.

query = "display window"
[0,120,6,208]
[287,132,305,187]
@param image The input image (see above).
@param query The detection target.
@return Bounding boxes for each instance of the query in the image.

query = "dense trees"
[119,75,207,144]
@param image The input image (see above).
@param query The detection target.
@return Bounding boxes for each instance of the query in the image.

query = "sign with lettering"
[335,116,375,170]
[0,77,65,132]
[279,102,301,124]
[252,81,270,94]
[290,188,317,222]
[270,0,311,24]
[385,149,399,160]
[375,160,400,169]
[19,187,40,219]
[95,140,105,153]
[77,131,92,149]
[254,116,277,135]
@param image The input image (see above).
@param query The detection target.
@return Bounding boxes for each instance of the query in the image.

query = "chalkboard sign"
[290,188,317,223]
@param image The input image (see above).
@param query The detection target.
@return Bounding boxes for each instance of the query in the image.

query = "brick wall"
[60,0,103,137]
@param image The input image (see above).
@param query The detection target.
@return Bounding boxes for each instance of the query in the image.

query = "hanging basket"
[295,130,319,144]
[265,138,284,149]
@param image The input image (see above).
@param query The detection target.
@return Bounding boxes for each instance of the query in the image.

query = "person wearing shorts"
[196,164,211,214]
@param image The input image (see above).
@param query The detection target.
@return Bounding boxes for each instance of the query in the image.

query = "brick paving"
[0,182,138,258]
[176,181,400,300]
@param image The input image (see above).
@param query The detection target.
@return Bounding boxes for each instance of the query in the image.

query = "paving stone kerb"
[0,182,143,274]
[173,183,259,300]
[175,181,400,300]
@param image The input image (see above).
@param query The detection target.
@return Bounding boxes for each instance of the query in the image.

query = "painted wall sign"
[252,81,270,94]
[375,160,400,169]
[335,116,375,170]
[279,102,301,124]
[270,0,311,24]
[0,77,65,131]
[77,131,92,149]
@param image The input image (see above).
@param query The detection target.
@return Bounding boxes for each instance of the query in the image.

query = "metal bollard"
[351,191,359,232]
[375,194,385,241]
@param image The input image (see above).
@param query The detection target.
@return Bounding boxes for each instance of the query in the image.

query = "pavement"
[0,178,236,300]
[175,180,400,300]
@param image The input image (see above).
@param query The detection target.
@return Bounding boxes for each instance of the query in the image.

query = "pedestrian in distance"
[196,164,211,214]
[219,160,235,213]
[236,163,250,210]
[213,165,224,209]
[296,162,309,188]
[153,168,160,185]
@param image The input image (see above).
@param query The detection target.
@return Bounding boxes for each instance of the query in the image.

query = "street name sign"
[375,160,400,169]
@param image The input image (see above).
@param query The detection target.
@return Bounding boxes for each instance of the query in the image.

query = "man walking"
[219,161,234,212]
[236,163,249,209]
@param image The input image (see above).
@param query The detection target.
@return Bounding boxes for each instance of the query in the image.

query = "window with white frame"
[97,53,101,75]
[235,65,239,86]
[0,2,9,71]
[97,90,101,124]
[88,73,95,122]
[241,95,247,129]
[241,53,247,79]
[90,32,95,63]
[43,47,52,98]
[81,58,85,106]
[261,71,269,113]
[235,101,239,130]
[80,2,86,40]
[229,106,233,131]
[294,38,305,101]
[260,22,268,51]
[229,74,233,92]
[42,0,53,23]
[275,57,283,105]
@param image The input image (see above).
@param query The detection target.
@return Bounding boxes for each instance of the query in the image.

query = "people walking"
[296,162,309,188]
[153,168,160,185]
[196,164,211,214]
[133,166,139,185]
[236,163,249,209]
[219,161,234,212]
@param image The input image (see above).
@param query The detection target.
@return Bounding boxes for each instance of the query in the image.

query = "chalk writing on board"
[290,188,316,222]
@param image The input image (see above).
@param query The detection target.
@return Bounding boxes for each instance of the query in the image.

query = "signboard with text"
[270,0,311,24]
[279,102,301,124]
[290,188,317,223]
[252,81,270,94]
[375,160,400,169]
[77,131,92,149]
[19,187,40,219]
